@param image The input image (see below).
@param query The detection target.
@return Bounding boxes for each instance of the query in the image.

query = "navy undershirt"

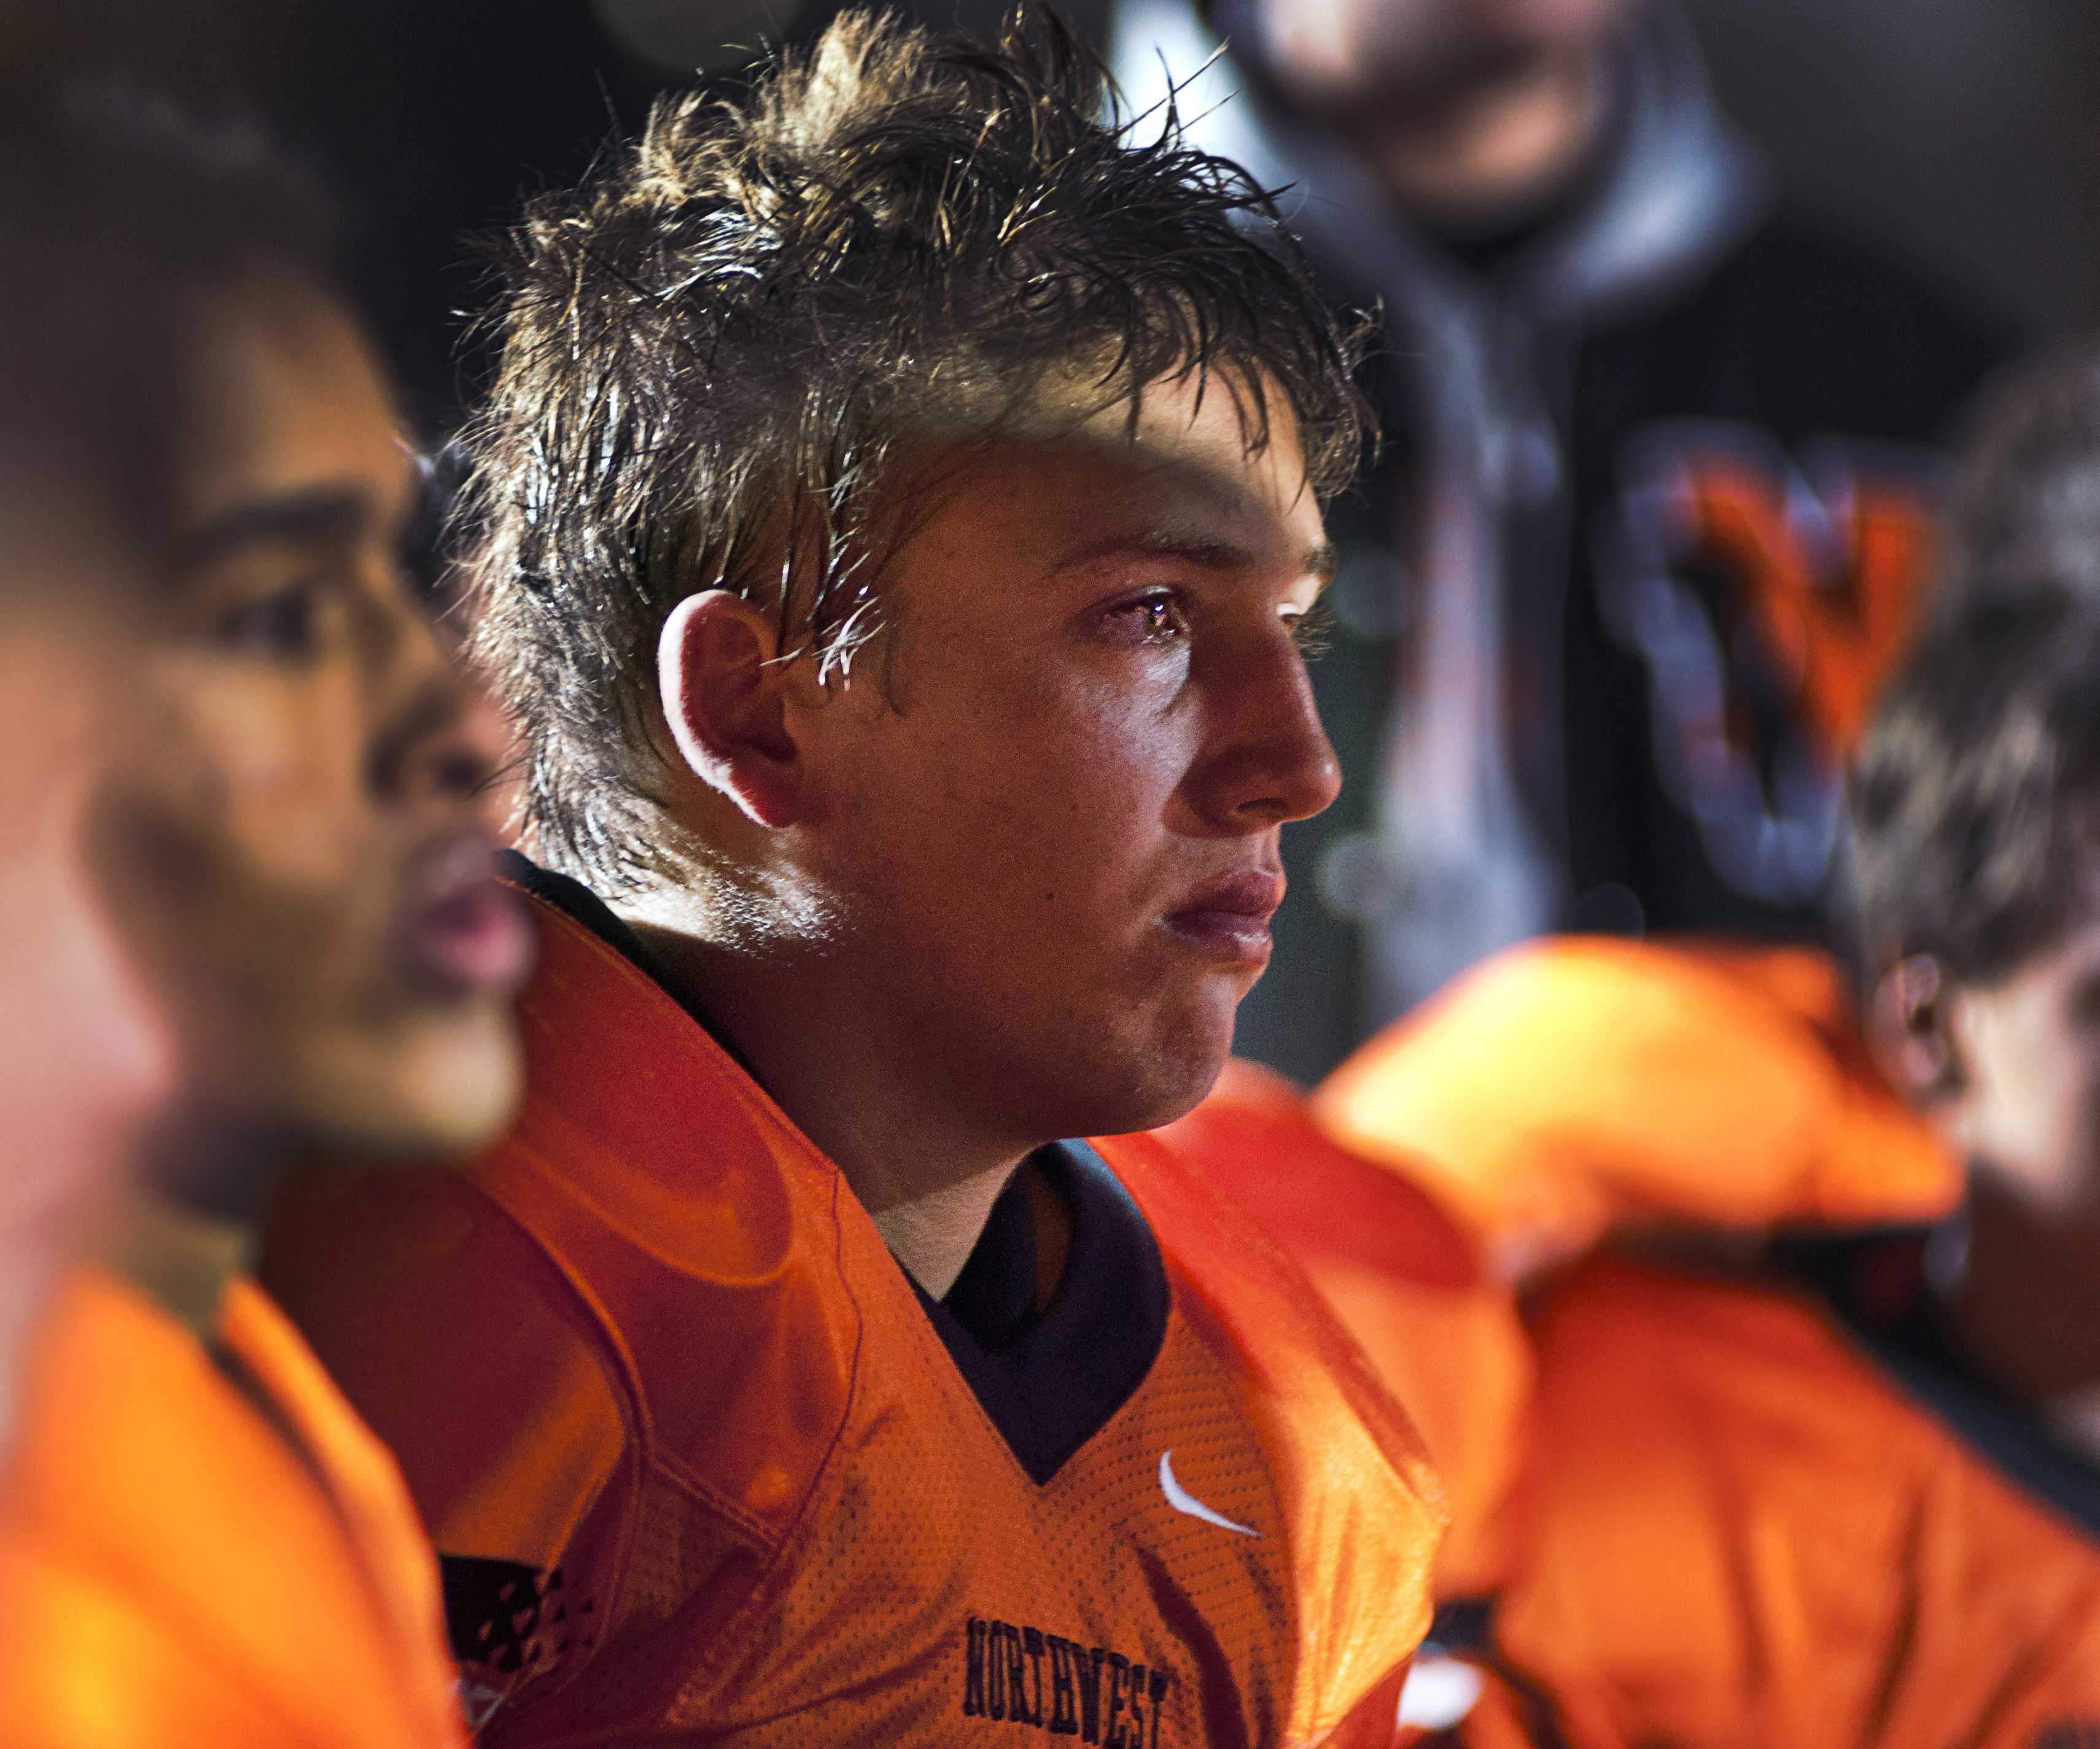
[909,1139,1170,1483]
[499,852,1170,1484]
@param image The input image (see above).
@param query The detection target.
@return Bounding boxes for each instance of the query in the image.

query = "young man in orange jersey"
[0,90,532,1747]
[1263,588,2100,1747]
[259,11,1446,1745]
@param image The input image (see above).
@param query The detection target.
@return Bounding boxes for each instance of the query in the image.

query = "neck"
[867,1166,1025,1300]
[82,1175,254,1344]
[623,905,1037,1298]
[1355,44,1609,222]
[0,1239,68,1464]
[1944,1175,2100,1412]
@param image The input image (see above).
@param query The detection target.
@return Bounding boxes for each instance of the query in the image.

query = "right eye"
[1103,590,1192,647]
[211,578,321,660]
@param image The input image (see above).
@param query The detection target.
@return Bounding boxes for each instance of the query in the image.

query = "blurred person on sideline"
[259,11,1445,1743]
[1197,598,2100,1743]
[1111,0,2003,1081]
[0,87,532,1748]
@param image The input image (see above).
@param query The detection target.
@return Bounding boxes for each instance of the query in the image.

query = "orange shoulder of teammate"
[1148,1060,1527,1600]
[1315,937,1962,1276]
[263,882,1446,1748]
[0,1269,464,1749]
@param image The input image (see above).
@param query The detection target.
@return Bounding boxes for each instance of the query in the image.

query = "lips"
[394,835,535,999]
[1161,868,1285,966]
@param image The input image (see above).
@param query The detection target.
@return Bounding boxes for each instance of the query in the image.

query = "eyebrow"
[169,483,381,572]
[1050,530,1338,590]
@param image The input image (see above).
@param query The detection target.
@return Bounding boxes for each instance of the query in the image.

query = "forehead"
[1054,361,1313,493]
[896,366,1326,562]
[171,278,411,550]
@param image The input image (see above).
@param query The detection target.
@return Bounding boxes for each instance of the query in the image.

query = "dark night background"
[7,0,2094,438]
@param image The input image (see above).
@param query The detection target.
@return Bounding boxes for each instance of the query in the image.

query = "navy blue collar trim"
[914,1141,1170,1487]
[498,852,741,1059]
[1775,1229,2100,1544]
[500,854,1170,1486]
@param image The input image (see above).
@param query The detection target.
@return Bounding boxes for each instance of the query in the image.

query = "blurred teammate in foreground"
[0,119,171,1482]
[0,93,530,1747]
[262,10,1444,1743]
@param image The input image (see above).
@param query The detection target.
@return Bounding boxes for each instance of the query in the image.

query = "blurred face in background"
[90,274,531,1210]
[1931,913,2100,1221]
[1254,0,1628,115]
[1249,0,1633,211]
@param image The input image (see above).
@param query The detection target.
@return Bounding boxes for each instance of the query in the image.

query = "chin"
[297,1003,524,1163]
[1084,1000,1236,1139]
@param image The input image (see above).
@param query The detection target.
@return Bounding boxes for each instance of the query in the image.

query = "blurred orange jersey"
[1307,938,2100,1749]
[261,864,1445,1748]
[0,1269,465,1749]
[1480,1245,2100,1749]
[1317,937,1959,1276]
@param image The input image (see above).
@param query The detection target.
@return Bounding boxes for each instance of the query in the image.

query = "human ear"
[1868,952,1964,1105]
[656,591,802,828]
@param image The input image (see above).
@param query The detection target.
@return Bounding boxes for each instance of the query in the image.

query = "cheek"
[875,666,1191,905]
[1960,1007,2100,1203]
[154,663,372,892]
[1519,0,1626,37]
[92,662,387,1054]
[0,769,174,1226]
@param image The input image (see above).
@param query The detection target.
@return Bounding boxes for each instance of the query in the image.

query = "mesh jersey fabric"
[260,882,1446,1748]
[0,1269,465,1749]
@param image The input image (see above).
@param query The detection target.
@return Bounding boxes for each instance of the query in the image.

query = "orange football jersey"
[261,867,1445,1747]
[1149,1061,1529,1601]
[0,1269,465,1749]
[1306,938,2100,1749]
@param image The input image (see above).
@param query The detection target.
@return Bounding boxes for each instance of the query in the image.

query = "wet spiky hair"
[460,4,1371,891]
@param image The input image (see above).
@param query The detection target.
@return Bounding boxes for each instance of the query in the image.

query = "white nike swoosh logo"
[1158,1449,1259,1537]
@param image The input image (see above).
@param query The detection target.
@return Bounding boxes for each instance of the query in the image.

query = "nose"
[1185,625,1342,832]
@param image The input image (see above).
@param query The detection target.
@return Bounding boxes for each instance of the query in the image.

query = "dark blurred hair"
[1849,590,2100,985]
[1931,339,2100,617]
[460,6,1373,890]
[0,83,338,559]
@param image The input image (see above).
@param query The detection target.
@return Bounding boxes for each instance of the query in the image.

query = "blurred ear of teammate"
[260,10,1444,1744]
[0,90,530,1749]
